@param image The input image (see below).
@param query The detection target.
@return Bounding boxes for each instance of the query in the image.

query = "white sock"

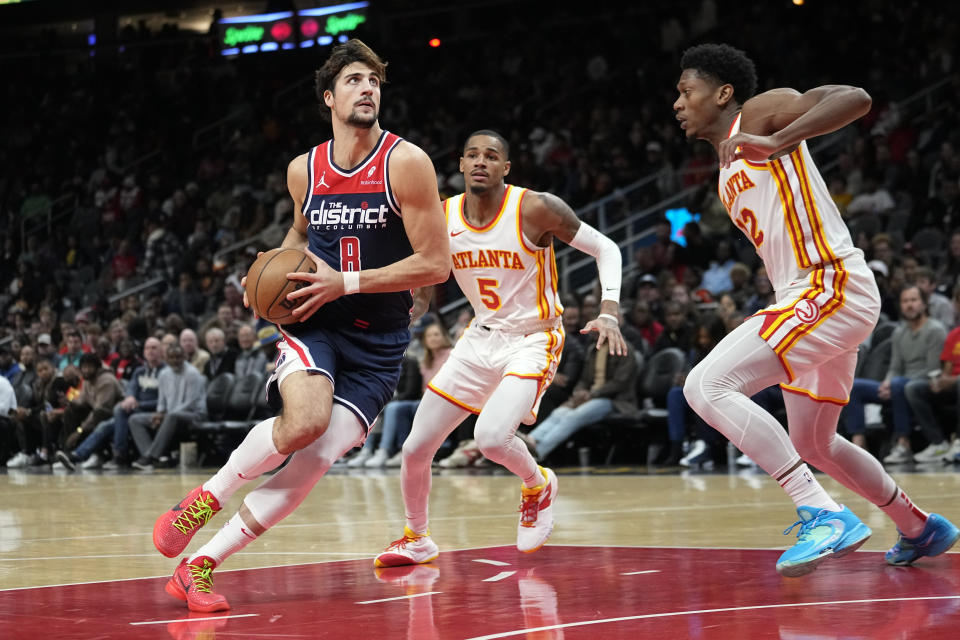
[778,463,842,512]
[203,418,287,505]
[880,486,928,538]
[189,513,257,567]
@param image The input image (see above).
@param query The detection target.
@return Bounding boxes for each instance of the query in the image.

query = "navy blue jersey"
[299,130,414,332]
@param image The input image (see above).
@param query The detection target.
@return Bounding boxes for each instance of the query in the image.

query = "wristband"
[343,271,360,295]
[598,313,619,325]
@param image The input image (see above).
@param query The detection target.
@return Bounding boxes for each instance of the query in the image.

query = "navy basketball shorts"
[269,324,410,432]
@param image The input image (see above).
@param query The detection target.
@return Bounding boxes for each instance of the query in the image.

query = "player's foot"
[165,611,229,640]
[776,505,871,577]
[154,485,222,558]
[164,556,229,612]
[374,564,440,593]
[375,526,440,567]
[885,513,960,566]
[517,466,558,553]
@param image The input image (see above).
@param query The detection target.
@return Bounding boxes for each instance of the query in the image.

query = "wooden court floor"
[2,464,960,638]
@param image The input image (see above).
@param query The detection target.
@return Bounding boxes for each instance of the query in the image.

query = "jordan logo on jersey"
[794,299,821,324]
[316,170,330,190]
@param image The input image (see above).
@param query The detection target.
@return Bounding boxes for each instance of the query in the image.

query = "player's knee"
[274,412,330,454]
[683,366,707,412]
[473,429,505,459]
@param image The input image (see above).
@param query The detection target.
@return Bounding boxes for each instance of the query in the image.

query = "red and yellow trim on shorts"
[780,383,849,406]
[768,261,848,380]
[505,326,565,419]
[427,382,481,415]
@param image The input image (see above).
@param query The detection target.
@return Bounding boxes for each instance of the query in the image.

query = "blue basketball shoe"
[776,505,872,577]
[885,513,960,566]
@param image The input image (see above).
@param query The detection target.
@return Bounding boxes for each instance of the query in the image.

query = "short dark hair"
[901,284,929,310]
[680,43,758,106]
[314,39,388,123]
[464,129,510,159]
[79,353,101,369]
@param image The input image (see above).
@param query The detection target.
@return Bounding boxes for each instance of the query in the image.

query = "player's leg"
[375,390,468,567]
[474,376,559,553]
[153,370,332,558]
[165,404,363,612]
[787,353,959,567]
[683,316,870,576]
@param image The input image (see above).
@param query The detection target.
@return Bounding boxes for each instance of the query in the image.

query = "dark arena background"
[2,1,960,638]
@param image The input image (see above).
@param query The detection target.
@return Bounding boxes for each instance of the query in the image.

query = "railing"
[107,277,166,304]
[19,193,77,249]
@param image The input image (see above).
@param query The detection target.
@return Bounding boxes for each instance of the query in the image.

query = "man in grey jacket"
[130,344,206,470]
[845,285,946,462]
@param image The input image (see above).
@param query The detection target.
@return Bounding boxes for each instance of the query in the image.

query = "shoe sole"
[373,551,439,568]
[777,528,871,578]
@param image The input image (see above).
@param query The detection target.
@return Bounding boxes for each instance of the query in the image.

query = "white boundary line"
[131,613,260,626]
[357,592,441,604]
[463,595,960,639]
[620,570,660,575]
[472,559,511,566]
[482,571,517,582]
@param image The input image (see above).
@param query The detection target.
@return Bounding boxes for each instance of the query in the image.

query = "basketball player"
[674,43,958,576]
[374,130,626,567]
[151,40,451,611]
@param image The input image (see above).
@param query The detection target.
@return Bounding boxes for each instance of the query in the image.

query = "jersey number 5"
[340,236,361,272]
[477,278,501,310]
[735,207,764,248]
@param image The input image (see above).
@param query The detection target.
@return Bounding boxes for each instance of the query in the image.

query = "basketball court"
[2,466,959,638]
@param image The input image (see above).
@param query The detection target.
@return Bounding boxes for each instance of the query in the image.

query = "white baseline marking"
[131,613,259,626]
[357,592,441,604]
[621,570,660,576]
[464,595,960,639]
[472,559,511,566]
[482,571,517,582]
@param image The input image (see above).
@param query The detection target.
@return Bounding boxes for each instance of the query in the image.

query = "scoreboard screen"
[219,1,369,56]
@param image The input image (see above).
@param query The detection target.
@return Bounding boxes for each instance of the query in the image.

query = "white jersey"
[718,113,861,293]
[444,185,563,331]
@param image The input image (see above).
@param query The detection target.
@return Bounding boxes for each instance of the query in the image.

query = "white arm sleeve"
[568,222,621,303]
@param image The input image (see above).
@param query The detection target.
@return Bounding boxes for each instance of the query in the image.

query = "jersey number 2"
[340,236,361,271]
[477,278,501,310]
[735,207,765,248]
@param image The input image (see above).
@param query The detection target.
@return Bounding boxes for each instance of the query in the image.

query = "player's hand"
[241,251,265,319]
[717,132,781,169]
[285,248,345,321]
[581,315,628,356]
[877,380,892,400]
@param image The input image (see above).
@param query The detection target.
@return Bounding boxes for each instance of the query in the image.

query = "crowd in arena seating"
[1,1,960,471]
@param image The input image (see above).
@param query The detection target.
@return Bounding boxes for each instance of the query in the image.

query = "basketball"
[245,248,316,324]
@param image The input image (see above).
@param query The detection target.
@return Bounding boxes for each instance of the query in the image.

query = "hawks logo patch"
[794,299,821,324]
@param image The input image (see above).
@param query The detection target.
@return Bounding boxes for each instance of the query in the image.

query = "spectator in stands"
[57,337,166,470]
[234,324,268,377]
[12,344,36,392]
[904,287,960,463]
[622,298,662,355]
[700,239,736,297]
[525,333,638,462]
[653,301,695,354]
[112,338,142,381]
[0,375,17,464]
[202,327,237,380]
[55,353,124,460]
[57,330,85,371]
[128,344,206,470]
[0,346,20,383]
[180,328,209,372]
[5,356,56,468]
[140,217,182,282]
[743,266,776,315]
[845,285,946,458]
[163,271,207,318]
[916,266,954,328]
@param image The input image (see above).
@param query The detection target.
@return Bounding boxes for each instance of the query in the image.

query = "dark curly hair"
[680,43,758,106]
[464,129,510,159]
[314,39,388,123]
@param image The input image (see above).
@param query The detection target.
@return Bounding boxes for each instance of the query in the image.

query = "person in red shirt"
[904,288,960,462]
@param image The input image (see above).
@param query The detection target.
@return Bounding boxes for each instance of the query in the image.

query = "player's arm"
[523,191,626,356]
[719,85,872,168]
[410,286,434,325]
[241,154,310,314]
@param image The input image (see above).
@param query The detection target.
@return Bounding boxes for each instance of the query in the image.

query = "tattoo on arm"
[536,192,580,243]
